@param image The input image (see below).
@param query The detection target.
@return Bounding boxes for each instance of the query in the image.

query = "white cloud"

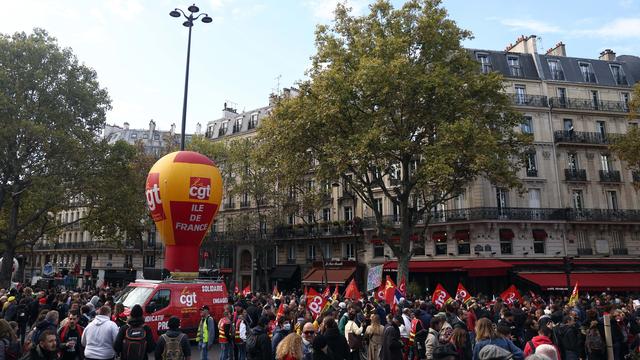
[105,0,144,21]
[304,0,368,21]
[498,18,561,34]
[573,18,640,38]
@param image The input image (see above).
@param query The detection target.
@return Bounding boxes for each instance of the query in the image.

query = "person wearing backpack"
[246,316,272,360]
[15,299,29,346]
[113,305,154,360]
[584,321,605,360]
[154,317,190,360]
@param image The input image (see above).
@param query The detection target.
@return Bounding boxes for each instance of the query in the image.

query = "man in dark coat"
[381,315,403,360]
[113,304,155,360]
[23,330,58,360]
[321,316,349,360]
[246,316,272,360]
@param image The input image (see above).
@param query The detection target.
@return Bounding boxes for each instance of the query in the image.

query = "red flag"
[398,276,407,297]
[375,283,385,301]
[332,284,340,300]
[431,283,452,310]
[383,276,397,307]
[500,285,522,306]
[242,284,251,297]
[322,286,331,298]
[306,288,326,319]
[275,303,285,322]
[345,279,360,301]
[456,283,472,304]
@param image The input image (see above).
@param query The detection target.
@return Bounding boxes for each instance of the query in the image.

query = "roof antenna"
[537,37,544,53]
[275,74,282,95]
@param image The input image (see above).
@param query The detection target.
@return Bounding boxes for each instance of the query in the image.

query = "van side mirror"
[145,304,156,314]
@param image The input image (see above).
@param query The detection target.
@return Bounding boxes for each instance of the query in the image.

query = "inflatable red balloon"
[145,151,223,278]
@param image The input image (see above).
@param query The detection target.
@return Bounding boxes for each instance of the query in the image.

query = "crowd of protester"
[0,284,639,360]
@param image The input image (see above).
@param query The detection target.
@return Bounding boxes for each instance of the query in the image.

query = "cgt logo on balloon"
[189,177,211,200]
[145,173,166,221]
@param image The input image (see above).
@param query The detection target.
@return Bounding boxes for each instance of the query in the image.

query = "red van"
[116,279,228,340]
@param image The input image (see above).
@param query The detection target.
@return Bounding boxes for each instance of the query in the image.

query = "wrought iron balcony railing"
[554,130,618,145]
[577,248,593,255]
[507,94,548,107]
[599,170,621,183]
[549,97,629,113]
[565,169,587,182]
[612,248,629,255]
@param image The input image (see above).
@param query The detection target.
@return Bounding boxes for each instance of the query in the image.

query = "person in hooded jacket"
[554,315,583,360]
[81,306,118,360]
[113,304,155,360]
[523,323,561,360]
[154,317,190,360]
[246,316,272,360]
[320,316,349,360]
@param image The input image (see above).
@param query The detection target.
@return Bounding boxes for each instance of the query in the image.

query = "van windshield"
[117,286,153,308]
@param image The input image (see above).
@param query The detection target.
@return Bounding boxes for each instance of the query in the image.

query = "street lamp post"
[169,4,212,150]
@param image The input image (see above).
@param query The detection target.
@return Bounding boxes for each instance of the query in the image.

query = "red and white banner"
[384,276,397,307]
[375,283,385,301]
[398,276,407,297]
[242,285,251,297]
[500,285,522,306]
[306,288,326,319]
[432,283,452,310]
[456,283,472,304]
[345,279,360,301]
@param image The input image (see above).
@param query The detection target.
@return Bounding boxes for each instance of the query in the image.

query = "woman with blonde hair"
[472,318,523,360]
[365,313,384,360]
[275,332,303,360]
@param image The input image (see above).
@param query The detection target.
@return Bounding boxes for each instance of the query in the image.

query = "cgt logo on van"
[179,287,197,307]
[189,177,211,200]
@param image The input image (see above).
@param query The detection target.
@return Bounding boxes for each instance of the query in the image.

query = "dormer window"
[610,64,627,85]
[547,59,564,80]
[578,62,597,83]
[507,55,522,77]
[219,121,228,136]
[233,117,242,133]
[248,113,258,129]
[477,53,492,74]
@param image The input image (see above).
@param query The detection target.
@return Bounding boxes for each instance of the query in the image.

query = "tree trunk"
[0,247,16,289]
[396,252,410,291]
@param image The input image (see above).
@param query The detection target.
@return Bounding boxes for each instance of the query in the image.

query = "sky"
[3,0,640,134]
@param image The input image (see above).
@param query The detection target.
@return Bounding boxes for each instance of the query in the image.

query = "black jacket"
[380,324,403,360]
[322,327,349,360]
[154,330,190,360]
[22,345,58,360]
[113,317,155,360]
[246,326,272,360]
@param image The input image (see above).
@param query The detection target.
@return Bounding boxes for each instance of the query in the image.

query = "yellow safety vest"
[196,316,210,343]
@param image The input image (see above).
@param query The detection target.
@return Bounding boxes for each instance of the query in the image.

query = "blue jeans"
[199,342,208,360]
[236,343,246,360]
[220,342,232,360]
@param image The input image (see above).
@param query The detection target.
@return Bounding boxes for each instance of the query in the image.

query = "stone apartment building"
[205,36,640,295]
[22,120,197,287]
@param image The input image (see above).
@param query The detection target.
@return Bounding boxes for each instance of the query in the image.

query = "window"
[528,189,541,208]
[572,190,584,210]
[557,88,567,105]
[393,203,400,222]
[233,117,242,133]
[344,207,353,221]
[306,180,315,191]
[147,231,156,247]
[373,244,385,258]
[154,133,160,140]
[591,90,599,110]
[389,163,401,183]
[144,255,155,267]
[130,133,137,139]
[515,85,527,104]
[433,232,448,255]
[579,62,596,82]
[248,113,258,129]
[525,151,537,177]
[373,198,383,215]
[288,245,295,262]
[149,289,171,312]
[568,152,579,171]
[596,121,606,139]
[610,231,624,251]
[496,188,508,216]
[323,243,331,259]
[499,229,513,254]
[521,116,533,134]
[507,55,521,77]
[563,118,574,132]
[455,230,470,255]
[143,133,148,139]
[454,192,465,209]
[548,59,564,80]
[622,92,630,110]
[610,64,627,85]
[606,191,618,210]
[322,208,331,222]
[413,241,425,256]
[308,245,316,261]
[577,231,590,253]
[600,154,611,172]
[287,214,294,225]
[533,229,546,254]
[477,53,492,74]
[345,243,355,259]
[219,122,228,136]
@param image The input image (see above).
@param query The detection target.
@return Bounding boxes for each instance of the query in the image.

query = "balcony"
[567,209,640,222]
[577,248,593,255]
[549,97,629,113]
[507,94,548,107]
[599,170,621,183]
[240,201,251,208]
[223,202,235,210]
[526,169,538,177]
[612,248,629,255]
[554,131,616,145]
[565,169,587,182]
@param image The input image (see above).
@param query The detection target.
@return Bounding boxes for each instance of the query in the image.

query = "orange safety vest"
[409,318,420,346]
[234,319,244,344]
[218,317,230,343]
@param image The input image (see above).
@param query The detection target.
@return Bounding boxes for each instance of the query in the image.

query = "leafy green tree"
[0,29,111,287]
[259,0,526,282]
[612,83,640,180]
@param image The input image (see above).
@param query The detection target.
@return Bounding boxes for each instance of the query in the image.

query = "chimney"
[195,122,202,135]
[269,93,278,106]
[506,35,538,54]
[170,123,176,135]
[149,119,156,132]
[546,42,566,57]
[599,49,616,61]
[123,122,129,130]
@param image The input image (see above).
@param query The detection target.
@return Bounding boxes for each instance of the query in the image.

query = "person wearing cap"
[113,304,155,360]
[155,317,191,360]
[196,305,215,360]
[3,296,17,322]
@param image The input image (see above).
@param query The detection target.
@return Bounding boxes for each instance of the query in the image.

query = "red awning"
[454,230,470,241]
[499,228,514,240]
[383,259,512,277]
[302,267,356,285]
[532,229,548,241]
[432,231,447,242]
[518,272,640,291]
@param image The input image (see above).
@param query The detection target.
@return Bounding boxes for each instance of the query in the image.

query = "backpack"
[161,333,185,360]
[585,328,604,352]
[245,327,259,356]
[121,326,148,360]
[16,305,28,324]
[2,338,20,360]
